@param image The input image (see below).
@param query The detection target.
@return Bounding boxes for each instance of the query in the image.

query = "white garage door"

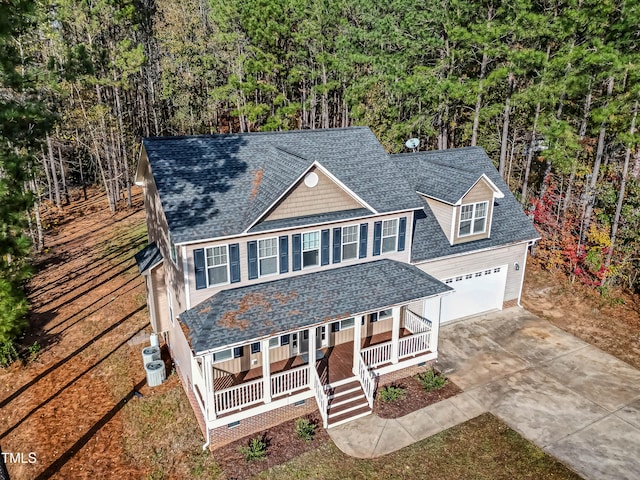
[440,265,508,323]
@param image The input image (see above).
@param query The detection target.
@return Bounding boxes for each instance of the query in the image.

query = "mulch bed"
[374,373,462,419]
[213,413,330,480]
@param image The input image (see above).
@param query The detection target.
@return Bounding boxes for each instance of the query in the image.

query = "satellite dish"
[405,138,419,151]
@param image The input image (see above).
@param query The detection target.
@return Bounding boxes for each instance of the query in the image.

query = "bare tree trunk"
[605,99,638,271]
[321,63,329,129]
[521,101,541,205]
[471,50,488,147]
[40,146,53,203]
[563,83,592,217]
[499,74,514,178]
[47,134,61,207]
[583,76,614,239]
[57,143,69,204]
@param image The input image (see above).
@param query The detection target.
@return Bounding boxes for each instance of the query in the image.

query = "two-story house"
[134,127,538,449]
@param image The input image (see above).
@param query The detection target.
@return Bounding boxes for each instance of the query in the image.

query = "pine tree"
[0,0,50,346]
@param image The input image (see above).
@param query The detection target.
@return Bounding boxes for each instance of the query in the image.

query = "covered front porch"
[194,305,437,427]
[179,259,452,429]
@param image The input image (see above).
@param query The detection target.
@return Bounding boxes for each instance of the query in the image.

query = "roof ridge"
[143,126,371,142]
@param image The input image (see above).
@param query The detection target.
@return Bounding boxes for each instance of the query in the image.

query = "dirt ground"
[521,259,640,370]
[2,189,639,479]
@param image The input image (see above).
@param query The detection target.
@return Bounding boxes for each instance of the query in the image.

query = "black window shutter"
[229,243,241,283]
[373,221,382,256]
[321,229,330,266]
[331,322,340,333]
[279,235,289,273]
[248,241,258,279]
[332,227,341,264]
[292,234,302,271]
[371,312,379,322]
[194,249,206,290]
[359,223,368,258]
[398,217,407,252]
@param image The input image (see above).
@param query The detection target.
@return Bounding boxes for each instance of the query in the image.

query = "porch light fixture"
[514,262,520,271]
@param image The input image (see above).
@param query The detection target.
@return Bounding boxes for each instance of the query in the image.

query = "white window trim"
[169,235,178,265]
[213,349,233,363]
[458,201,488,237]
[381,219,398,254]
[341,224,359,261]
[378,308,393,320]
[167,287,175,327]
[302,230,321,269]
[205,244,230,287]
[258,237,279,278]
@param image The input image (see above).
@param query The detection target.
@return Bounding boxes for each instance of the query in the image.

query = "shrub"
[295,417,317,442]
[238,435,267,461]
[27,341,41,361]
[0,339,19,368]
[378,385,406,403]
[416,368,447,392]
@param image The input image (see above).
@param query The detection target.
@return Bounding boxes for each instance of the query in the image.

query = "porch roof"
[134,242,163,274]
[180,259,451,354]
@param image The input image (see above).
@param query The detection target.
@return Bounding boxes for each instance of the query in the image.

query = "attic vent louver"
[304,171,319,188]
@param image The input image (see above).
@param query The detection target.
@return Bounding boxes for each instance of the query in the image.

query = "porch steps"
[326,379,372,429]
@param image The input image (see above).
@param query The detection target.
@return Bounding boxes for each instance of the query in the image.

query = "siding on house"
[167,315,195,387]
[424,197,454,243]
[139,152,187,314]
[263,166,365,222]
[150,265,170,333]
[452,179,496,245]
[415,242,528,302]
[186,211,414,309]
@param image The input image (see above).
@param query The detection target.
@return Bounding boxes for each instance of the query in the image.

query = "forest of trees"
[1,0,639,355]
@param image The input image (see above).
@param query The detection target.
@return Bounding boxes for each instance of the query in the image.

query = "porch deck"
[214,328,412,391]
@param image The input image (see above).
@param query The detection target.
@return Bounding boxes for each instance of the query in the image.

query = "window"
[233,347,244,358]
[465,274,473,279]
[213,349,232,362]
[379,309,392,320]
[459,201,488,237]
[494,267,501,273]
[251,342,261,354]
[332,318,355,332]
[167,288,174,326]
[269,337,279,349]
[205,245,228,286]
[169,237,177,264]
[445,278,453,284]
[258,238,278,276]
[342,225,358,260]
[381,219,398,253]
[302,231,320,268]
[280,334,290,346]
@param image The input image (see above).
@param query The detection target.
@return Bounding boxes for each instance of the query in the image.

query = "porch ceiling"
[180,258,451,354]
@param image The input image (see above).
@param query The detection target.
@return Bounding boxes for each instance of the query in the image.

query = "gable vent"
[304,171,319,188]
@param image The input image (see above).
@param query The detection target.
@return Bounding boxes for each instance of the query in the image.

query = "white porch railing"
[214,377,264,415]
[271,365,309,397]
[404,309,432,334]
[311,366,328,428]
[361,342,392,368]
[357,354,376,408]
[399,331,431,358]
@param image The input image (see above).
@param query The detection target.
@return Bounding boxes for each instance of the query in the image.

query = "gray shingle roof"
[415,162,486,204]
[142,128,423,243]
[391,148,540,263]
[179,259,451,354]
[134,242,163,273]
[248,208,372,233]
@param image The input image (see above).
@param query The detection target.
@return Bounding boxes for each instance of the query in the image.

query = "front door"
[316,325,328,349]
[291,330,310,357]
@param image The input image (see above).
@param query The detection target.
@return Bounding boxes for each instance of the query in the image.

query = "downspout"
[202,354,211,451]
[517,240,537,307]
[202,428,210,451]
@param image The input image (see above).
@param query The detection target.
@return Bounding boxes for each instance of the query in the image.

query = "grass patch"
[121,380,221,479]
[259,413,582,480]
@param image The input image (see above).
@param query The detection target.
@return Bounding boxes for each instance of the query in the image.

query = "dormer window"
[459,201,488,237]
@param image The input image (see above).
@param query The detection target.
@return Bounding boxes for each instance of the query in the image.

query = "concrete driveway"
[438,308,640,480]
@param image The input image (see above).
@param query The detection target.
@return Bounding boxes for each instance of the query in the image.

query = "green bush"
[0,339,19,368]
[27,341,41,361]
[238,435,267,461]
[378,385,406,403]
[295,417,317,442]
[416,368,447,392]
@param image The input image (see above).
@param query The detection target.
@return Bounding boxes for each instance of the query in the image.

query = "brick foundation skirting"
[208,400,317,450]
[502,298,518,309]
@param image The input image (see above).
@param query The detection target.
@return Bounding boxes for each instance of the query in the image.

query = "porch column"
[308,326,317,388]
[352,315,363,375]
[430,297,441,353]
[391,306,401,364]
[262,339,272,403]
[204,354,216,421]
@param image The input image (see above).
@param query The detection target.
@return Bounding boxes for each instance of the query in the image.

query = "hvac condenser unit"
[142,345,161,365]
[145,360,166,387]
